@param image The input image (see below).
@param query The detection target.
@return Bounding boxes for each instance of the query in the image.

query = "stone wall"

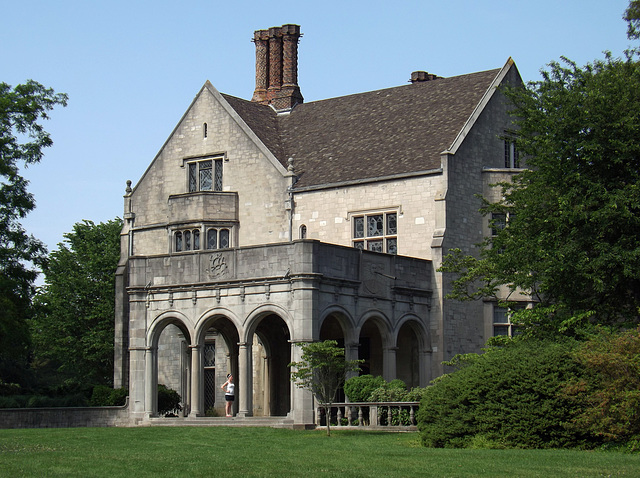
[0,402,130,429]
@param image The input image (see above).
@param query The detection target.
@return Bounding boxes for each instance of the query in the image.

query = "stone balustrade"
[316,402,420,430]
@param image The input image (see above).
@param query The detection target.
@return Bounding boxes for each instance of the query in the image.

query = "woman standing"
[221,373,235,417]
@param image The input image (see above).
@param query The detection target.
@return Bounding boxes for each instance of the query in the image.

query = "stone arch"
[355,310,393,380]
[318,306,358,402]
[145,311,193,417]
[394,315,430,389]
[193,308,242,417]
[243,305,294,417]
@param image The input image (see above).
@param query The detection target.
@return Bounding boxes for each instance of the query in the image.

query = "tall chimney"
[252,24,303,110]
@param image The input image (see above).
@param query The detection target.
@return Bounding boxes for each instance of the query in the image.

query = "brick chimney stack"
[410,71,443,83]
[252,24,304,110]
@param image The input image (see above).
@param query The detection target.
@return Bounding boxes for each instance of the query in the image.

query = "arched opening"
[358,319,384,378]
[396,321,421,389]
[319,313,348,401]
[152,319,192,417]
[251,314,291,417]
[199,316,240,417]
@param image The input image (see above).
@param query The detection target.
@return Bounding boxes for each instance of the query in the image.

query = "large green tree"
[441,49,640,335]
[30,218,123,391]
[0,80,67,385]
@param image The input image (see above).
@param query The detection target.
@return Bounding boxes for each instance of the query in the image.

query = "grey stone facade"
[113,25,523,427]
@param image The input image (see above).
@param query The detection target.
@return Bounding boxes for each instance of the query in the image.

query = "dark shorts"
[225,395,234,402]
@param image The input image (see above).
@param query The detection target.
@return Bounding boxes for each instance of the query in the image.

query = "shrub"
[343,375,385,402]
[417,338,590,449]
[90,386,128,406]
[157,384,182,416]
[564,328,640,446]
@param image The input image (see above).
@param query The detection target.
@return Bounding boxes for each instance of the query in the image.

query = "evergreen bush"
[417,339,590,449]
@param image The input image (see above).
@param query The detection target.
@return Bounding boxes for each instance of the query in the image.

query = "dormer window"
[188,158,223,192]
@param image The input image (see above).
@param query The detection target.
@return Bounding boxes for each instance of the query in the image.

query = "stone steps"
[147,416,296,428]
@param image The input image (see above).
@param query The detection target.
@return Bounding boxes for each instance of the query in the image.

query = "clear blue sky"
[1,0,634,264]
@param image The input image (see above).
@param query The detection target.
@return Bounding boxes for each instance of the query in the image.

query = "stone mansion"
[113,24,523,427]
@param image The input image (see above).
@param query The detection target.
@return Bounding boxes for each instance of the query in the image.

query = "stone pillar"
[383,346,398,382]
[189,344,202,417]
[419,349,432,387]
[237,342,253,417]
[345,342,360,382]
[144,346,157,416]
[290,340,315,426]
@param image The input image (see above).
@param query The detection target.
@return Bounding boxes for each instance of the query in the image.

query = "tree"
[441,50,640,335]
[625,0,640,39]
[289,340,362,436]
[30,218,123,391]
[0,80,67,385]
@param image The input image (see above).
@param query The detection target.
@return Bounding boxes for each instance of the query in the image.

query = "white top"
[226,382,235,396]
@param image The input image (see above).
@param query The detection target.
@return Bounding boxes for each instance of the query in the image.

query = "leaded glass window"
[175,232,183,252]
[219,229,230,249]
[206,228,231,250]
[200,160,212,190]
[204,343,216,367]
[207,229,217,249]
[351,211,398,254]
[368,215,383,236]
[214,159,223,191]
[193,230,200,250]
[184,230,191,250]
[188,158,223,192]
[189,163,197,192]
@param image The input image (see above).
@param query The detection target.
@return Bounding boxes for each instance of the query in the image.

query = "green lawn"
[1,427,639,477]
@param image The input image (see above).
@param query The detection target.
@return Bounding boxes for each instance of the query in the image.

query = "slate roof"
[222,67,502,189]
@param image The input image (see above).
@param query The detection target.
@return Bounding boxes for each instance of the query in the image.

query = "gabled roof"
[222,64,510,189]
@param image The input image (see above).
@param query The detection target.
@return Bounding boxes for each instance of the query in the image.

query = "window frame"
[186,156,224,193]
[350,210,398,254]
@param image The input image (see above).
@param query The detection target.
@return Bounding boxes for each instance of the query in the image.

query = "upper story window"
[203,123,208,139]
[188,158,223,192]
[175,228,201,252]
[352,212,397,254]
[206,228,230,250]
[504,136,519,168]
[299,224,307,239]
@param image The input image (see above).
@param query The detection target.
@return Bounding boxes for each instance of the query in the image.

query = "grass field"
[1,427,639,477]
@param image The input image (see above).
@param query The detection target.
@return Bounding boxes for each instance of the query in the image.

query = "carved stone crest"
[207,253,228,279]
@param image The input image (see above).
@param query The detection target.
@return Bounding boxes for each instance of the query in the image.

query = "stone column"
[419,349,432,387]
[237,342,253,417]
[189,344,202,417]
[144,346,157,416]
[345,342,360,382]
[383,346,398,382]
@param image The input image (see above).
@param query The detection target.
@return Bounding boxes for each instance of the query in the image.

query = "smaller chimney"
[410,71,443,83]
[252,24,303,110]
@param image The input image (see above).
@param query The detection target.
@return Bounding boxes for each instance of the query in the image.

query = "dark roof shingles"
[224,68,500,188]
